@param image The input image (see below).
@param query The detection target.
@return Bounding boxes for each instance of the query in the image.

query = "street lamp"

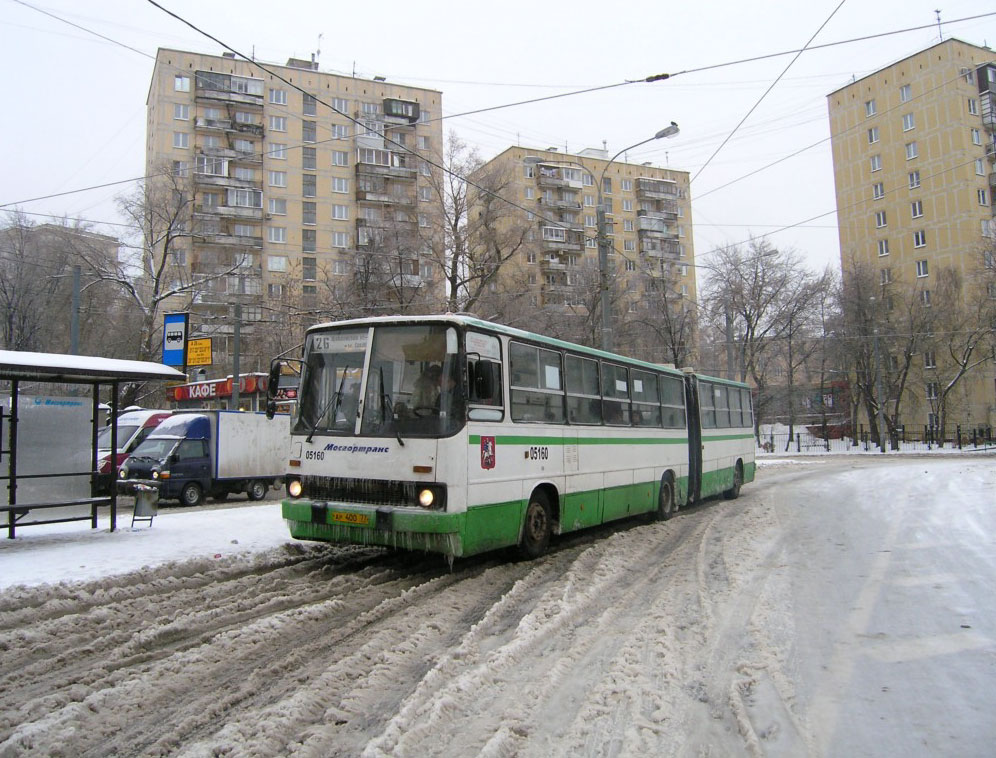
[525,123,680,352]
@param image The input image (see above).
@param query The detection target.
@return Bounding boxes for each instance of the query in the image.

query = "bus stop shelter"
[0,351,185,538]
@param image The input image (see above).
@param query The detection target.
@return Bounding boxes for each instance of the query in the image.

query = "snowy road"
[1,456,993,756]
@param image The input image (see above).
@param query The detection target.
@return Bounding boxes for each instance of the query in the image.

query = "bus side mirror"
[469,360,501,404]
[265,399,277,420]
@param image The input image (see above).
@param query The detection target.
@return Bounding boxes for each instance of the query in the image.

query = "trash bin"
[132,484,159,527]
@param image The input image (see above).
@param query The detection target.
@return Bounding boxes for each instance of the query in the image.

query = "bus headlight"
[288,478,303,498]
[418,488,435,508]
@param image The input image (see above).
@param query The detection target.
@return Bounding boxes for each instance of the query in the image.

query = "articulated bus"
[271,315,755,559]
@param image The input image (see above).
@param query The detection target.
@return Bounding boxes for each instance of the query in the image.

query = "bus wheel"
[518,492,552,559]
[724,462,743,500]
[180,482,204,507]
[656,475,676,521]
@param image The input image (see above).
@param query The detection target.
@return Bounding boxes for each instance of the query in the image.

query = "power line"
[691,0,847,185]
[11,0,155,59]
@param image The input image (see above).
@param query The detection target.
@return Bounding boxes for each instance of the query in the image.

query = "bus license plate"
[331,511,371,527]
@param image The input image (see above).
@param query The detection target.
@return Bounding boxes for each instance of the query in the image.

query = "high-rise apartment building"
[146,49,445,370]
[470,146,695,361]
[828,38,996,431]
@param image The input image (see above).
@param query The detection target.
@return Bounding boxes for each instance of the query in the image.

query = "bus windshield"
[294,323,465,439]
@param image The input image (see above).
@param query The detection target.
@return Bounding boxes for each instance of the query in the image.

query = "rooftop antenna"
[935,9,943,40]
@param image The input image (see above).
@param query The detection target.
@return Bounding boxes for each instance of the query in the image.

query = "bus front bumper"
[282,499,467,557]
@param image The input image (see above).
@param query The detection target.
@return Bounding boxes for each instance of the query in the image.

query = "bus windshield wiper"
[307,371,347,443]
[380,366,404,447]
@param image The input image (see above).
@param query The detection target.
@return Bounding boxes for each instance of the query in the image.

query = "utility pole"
[70,265,81,355]
[873,325,886,453]
[596,202,613,352]
[232,303,241,411]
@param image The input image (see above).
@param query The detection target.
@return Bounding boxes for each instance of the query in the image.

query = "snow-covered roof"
[0,350,186,383]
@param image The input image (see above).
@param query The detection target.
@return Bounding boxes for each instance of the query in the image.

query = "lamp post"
[525,123,680,352]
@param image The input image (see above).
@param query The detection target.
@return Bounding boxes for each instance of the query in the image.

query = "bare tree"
[626,260,697,367]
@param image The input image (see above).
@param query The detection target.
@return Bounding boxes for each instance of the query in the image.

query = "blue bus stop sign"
[163,313,189,368]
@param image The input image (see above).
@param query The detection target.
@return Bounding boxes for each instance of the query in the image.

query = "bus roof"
[304,314,750,388]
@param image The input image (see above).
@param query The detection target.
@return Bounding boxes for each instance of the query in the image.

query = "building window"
[911,200,923,219]
[585,215,596,227]
[979,189,989,206]
[623,219,634,232]
[332,97,348,113]
[302,202,316,226]
[523,164,535,179]
[267,227,286,244]
[419,109,430,124]
[302,229,316,252]
[421,186,433,202]
[902,112,915,131]
[418,214,430,228]
[624,240,636,252]
[880,268,891,284]
[269,143,286,160]
[303,93,317,116]
[269,88,286,105]
[909,170,920,189]
[418,135,430,150]
[913,230,926,248]
[302,257,317,281]
[174,75,190,92]
[332,204,348,220]
[865,99,877,117]
[333,177,349,194]
[268,171,286,187]
[905,141,918,160]
[267,255,288,272]
[926,382,938,400]
[268,198,286,215]
[324,151,345,168]
[302,174,316,198]
[875,210,887,228]
[622,199,633,211]
[333,259,349,275]
[420,161,431,177]
[173,132,189,149]
[968,98,979,115]
[976,159,985,176]
[916,259,929,277]
[332,124,349,139]
[962,67,976,85]
[867,126,879,144]
[972,128,982,146]
[173,104,189,120]
[872,182,885,200]
[302,147,316,170]
[899,84,912,103]
[870,155,882,172]
[332,232,348,248]
[877,239,889,257]
[228,188,262,208]
[924,350,936,369]
[172,161,189,177]
[269,116,287,132]
[302,121,316,143]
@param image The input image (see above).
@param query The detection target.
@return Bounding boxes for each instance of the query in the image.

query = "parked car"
[96,409,172,491]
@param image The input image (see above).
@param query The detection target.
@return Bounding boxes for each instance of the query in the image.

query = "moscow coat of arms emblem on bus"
[481,436,496,469]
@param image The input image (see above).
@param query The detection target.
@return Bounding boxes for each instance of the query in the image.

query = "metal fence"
[758,425,995,455]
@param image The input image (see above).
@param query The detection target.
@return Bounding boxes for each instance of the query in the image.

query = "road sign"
[187,337,212,367]
[162,313,188,368]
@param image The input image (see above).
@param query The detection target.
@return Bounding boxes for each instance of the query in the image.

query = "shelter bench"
[1,496,112,539]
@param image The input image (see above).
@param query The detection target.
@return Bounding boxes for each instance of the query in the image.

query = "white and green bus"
[271,315,755,559]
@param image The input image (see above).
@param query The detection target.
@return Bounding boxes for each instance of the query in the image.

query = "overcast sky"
[2,0,995,280]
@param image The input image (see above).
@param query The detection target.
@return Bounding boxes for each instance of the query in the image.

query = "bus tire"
[180,482,204,507]
[724,461,743,500]
[247,480,268,501]
[656,474,676,521]
[518,491,552,559]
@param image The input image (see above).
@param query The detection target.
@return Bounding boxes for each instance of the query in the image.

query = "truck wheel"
[247,480,268,501]
[180,482,204,507]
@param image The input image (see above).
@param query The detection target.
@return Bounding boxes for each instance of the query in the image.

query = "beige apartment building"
[471,146,695,362]
[146,48,445,370]
[828,38,996,432]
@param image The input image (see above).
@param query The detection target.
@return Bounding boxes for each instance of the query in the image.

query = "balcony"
[636,177,681,200]
[355,162,417,181]
[538,198,583,211]
[232,121,264,137]
[356,190,415,205]
[195,204,264,221]
[193,173,260,190]
[197,233,263,248]
[195,117,234,132]
[641,238,680,258]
